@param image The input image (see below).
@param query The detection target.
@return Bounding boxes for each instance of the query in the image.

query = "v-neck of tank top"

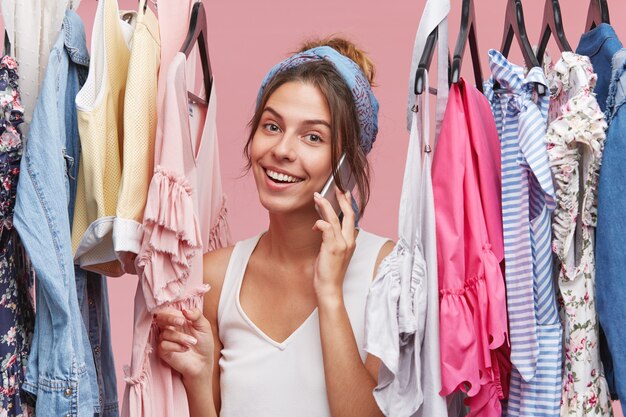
[178,52,209,167]
[235,230,363,350]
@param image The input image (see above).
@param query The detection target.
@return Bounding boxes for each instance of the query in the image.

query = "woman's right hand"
[154,308,215,382]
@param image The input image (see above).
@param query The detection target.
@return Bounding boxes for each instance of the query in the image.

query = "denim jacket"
[589,47,626,404]
[576,24,624,401]
[577,23,623,112]
[13,10,117,416]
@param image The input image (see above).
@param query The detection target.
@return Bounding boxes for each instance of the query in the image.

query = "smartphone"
[316,153,356,219]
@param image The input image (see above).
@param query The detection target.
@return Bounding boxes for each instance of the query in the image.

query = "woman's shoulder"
[202,233,264,289]
[356,229,395,278]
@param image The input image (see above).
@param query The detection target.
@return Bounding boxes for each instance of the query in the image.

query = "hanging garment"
[0,53,34,417]
[113,0,161,274]
[0,0,80,132]
[365,0,449,414]
[577,24,625,403]
[72,0,136,277]
[433,78,509,417]
[589,47,626,405]
[13,10,103,417]
[155,0,194,148]
[484,50,562,417]
[543,51,613,417]
[577,24,623,113]
[220,230,388,417]
[122,52,230,417]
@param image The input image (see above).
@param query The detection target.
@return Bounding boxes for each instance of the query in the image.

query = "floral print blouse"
[544,52,613,416]
[0,55,35,416]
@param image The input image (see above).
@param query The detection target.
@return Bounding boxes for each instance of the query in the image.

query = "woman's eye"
[263,123,280,133]
[306,134,322,143]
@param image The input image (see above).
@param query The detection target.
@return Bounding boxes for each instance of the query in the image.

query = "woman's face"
[250,81,334,215]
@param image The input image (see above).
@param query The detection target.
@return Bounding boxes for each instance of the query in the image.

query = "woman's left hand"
[312,187,356,302]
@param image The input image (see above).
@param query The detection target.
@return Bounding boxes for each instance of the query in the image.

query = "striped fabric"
[484,50,562,417]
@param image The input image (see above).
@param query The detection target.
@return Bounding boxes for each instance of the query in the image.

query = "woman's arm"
[313,189,393,417]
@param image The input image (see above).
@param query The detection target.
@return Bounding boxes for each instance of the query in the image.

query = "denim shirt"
[577,23,623,112]
[590,48,626,404]
[13,10,118,417]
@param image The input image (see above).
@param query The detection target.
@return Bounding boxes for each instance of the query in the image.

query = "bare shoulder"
[203,245,235,323]
[374,239,395,279]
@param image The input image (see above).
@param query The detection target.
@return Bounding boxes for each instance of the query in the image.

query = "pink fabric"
[122,52,230,417]
[432,79,510,416]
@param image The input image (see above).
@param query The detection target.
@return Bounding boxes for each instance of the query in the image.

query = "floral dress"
[0,55,35,416]
[544,52,613,416]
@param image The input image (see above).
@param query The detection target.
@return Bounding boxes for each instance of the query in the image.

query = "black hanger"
[414,27,438,95]
[180,1,213,106]
[536,0,572,65]
[450,0,483,92]
[585,0,610,32]
[3,30,10,57]
[500,0,545,94]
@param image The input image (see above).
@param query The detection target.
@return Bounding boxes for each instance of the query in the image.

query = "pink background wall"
[67,0,626,414]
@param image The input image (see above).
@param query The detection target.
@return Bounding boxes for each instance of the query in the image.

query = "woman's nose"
[271,134,297,161]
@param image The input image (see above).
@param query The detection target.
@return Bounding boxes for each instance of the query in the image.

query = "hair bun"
[298,36,376,86]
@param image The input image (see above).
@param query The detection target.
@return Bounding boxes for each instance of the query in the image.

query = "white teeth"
[265,169,302,183]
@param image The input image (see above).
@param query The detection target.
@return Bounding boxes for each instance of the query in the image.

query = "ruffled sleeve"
[546,60,607,268]
[135,166,203,310]
[365,238,427,416]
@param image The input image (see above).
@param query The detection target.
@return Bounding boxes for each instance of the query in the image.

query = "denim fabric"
[577,24,623,400]
[593,48,626,404]
[576,23,623,113]
[12,10,118,416]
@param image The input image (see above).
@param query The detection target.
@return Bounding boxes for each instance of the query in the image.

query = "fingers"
[335,188,356,246]
[313,192,341,232]
[154,311,186,328]
[160,328,198,347]
[182,308,212,332]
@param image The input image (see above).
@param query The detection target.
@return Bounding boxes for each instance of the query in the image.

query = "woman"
[155,37,394,417]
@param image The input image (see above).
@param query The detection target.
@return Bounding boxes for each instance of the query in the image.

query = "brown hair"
[244,36,376,216]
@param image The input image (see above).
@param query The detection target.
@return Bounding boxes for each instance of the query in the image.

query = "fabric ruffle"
[546,78,607,270]
[207,197,230,252]
[561,376,613,417]
[136,166,203,309]
[439,245,508,399]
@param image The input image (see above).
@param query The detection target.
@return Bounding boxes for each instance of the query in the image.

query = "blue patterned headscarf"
[257,46,379,154]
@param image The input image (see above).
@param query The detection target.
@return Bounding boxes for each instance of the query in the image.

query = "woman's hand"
[154,308,215,383]
[312,187,356,303]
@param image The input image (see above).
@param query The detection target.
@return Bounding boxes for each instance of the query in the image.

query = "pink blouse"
[122,52,230,417]
[432,79,510,416]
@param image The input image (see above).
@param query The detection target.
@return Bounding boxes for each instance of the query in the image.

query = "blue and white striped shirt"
[484,49,562,417]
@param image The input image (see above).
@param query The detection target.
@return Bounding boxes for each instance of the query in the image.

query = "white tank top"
[217,229,389,417]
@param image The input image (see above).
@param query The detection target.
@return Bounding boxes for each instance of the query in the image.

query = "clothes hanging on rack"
[484,50,562,417]
[0,0,78,132]
[577,22,626,404]
[114,0,160,275]
[72,0,137,277]
[591,45,626,405]
[543,51,613,417]
[13,10,104,417]
[0,52,34,417]
[123,51,230,416]
[433,77,509,417]
[365,0,449,414]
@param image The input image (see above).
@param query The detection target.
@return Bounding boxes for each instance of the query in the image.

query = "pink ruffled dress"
[432,79,511,416]
[121,51,230,417]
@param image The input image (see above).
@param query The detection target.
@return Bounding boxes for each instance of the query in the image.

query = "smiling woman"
[154,37,394,417]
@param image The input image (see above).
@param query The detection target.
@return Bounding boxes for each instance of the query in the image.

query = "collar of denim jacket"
[63,9,90,67]
[577,23,623,58]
